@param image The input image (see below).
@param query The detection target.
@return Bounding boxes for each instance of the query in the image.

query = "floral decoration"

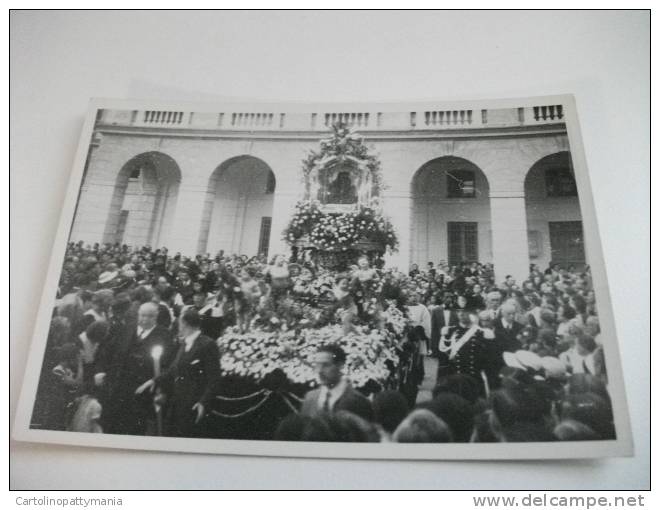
[283,121,399,256]
[217,324,399,389]
[284,199,398,253]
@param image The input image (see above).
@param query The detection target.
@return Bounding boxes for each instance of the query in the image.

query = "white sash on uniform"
[439,325,479,360]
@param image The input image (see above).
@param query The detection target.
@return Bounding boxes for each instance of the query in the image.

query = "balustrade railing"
[324,112,370,128]
[532,105,563,121]
[230,112,275,127]
[423,110,473,126]
[100,106,566,132]
[143,111,184,125]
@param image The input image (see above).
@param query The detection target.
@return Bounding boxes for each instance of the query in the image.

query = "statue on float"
[211,124,408,421]
[284,122,398,271]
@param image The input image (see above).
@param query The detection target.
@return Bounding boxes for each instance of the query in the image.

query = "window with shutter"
[549,221,585,268]
[447,222,479,266]
[258,217,272,257]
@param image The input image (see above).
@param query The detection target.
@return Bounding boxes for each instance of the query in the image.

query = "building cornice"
[94,123,567,142]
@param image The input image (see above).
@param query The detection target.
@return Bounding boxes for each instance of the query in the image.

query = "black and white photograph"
[12,96,633,459]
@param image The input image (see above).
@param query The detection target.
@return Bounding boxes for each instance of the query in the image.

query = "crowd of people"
[31,240,615,443]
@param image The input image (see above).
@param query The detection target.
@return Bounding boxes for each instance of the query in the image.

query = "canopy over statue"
[285,122,398,270]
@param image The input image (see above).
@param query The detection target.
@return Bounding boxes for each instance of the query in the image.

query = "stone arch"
[102,151,181,247]
[524,151,585,270]
[410,156,492,268]
[197,155,276,256]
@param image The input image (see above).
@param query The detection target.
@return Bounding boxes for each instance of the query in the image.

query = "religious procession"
[30,123,615,444]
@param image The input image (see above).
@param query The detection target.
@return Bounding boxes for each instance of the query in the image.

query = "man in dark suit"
[152,285,175,329]
[103,302,175,436]
[493,301,524,354]
[175,269,195,306]
[138,307,221,438]
[301,345,372,421]
[430,292,459,357]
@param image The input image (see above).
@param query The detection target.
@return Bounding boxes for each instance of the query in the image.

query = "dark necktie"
[322,391,332,413]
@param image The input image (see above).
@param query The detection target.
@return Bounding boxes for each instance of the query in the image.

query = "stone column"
[69,134,164,246]
[70,143,125,245]
[382,190,412,272]
[122,190,158,247]
[268,186,300,258]
[167,180,209,256]
[489,190,529,284]
[70,182,116,244]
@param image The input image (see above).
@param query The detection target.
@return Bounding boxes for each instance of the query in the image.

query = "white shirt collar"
[184,330,201,352]
[85,309,105,321]
[318,377,348,411]
[137,325,156,339]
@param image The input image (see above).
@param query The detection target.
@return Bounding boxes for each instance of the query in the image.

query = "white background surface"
[9,10,650,489]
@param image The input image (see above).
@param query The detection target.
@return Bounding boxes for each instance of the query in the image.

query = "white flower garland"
[217,323,400,388]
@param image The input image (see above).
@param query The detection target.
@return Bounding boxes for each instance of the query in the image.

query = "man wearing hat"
[97,263,120,289]
[174,269,195,306]
[437,308,499,395]
[93,292,132,385]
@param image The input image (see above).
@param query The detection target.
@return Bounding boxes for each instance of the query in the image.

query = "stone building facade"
[71,105,585,283]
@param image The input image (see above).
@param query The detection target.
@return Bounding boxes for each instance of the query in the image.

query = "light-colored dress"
[68,395,103,433]
[407,304,432,355]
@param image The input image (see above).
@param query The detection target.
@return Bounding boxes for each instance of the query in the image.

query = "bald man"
[493,301,524,354]
[103,302,175,435]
